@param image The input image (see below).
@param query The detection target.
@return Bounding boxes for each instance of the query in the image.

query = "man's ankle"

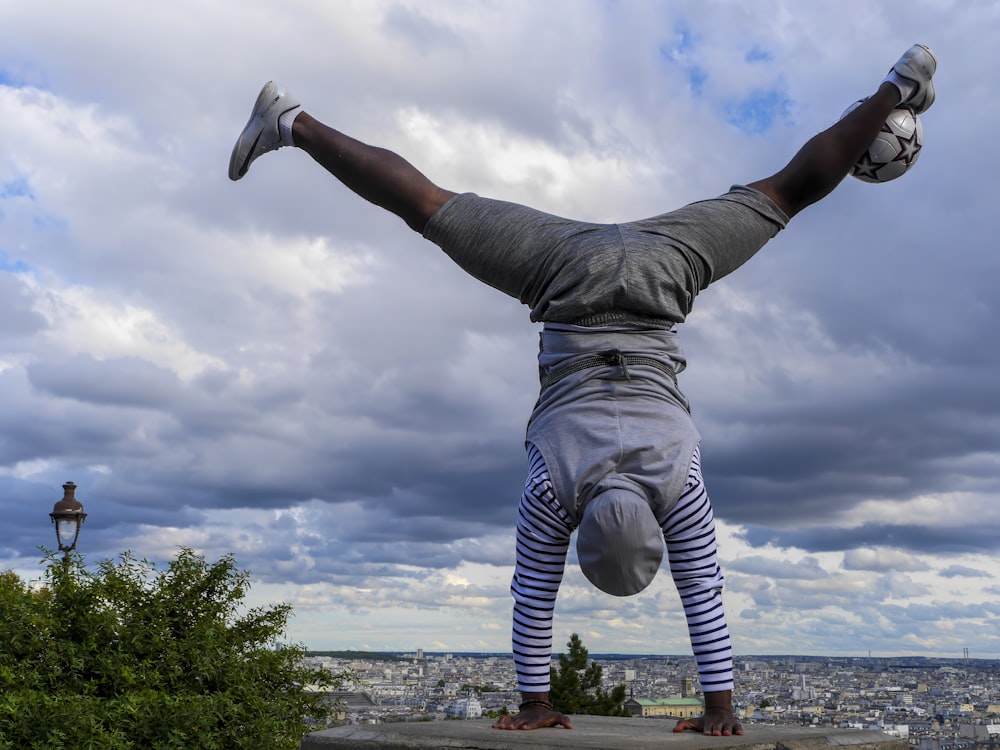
[279,106,303,147]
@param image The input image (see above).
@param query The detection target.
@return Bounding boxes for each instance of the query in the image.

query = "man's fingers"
[492,710,573,731]
[673,718,701,733]
[555,714,573,729]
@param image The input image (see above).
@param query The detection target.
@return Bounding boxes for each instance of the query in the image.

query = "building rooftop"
[628,698,705,707]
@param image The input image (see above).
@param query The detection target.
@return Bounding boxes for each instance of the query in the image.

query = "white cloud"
[844,548,931,573]
[30,280,225,380]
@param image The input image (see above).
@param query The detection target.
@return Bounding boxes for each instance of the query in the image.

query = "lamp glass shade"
[55,515,81,549]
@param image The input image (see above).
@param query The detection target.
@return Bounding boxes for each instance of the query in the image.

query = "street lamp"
[50,481,87,562]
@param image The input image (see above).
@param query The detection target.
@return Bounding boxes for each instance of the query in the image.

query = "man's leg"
[229,83,603,316]
[749,83,900,218]
[292,113,457,233]
[751,44,936,218]
[229,82,455,232]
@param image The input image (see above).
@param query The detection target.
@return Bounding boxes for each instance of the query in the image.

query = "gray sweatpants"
[422,185,789,327]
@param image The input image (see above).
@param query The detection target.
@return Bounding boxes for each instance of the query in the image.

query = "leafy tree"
[549,633,628,716]
[0,548,345,749]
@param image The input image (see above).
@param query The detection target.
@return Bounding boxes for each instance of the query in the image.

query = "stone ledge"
[300,717,907,750]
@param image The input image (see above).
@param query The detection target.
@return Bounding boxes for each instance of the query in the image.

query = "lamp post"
[50,481,87,563]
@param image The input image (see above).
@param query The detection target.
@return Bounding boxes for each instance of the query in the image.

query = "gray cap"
[576,489,664,597]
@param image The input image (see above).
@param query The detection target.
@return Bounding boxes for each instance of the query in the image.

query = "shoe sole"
[895,45,936,114]
[229,82,285,181]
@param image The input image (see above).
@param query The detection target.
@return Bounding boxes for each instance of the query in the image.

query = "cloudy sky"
[2,1,998,662]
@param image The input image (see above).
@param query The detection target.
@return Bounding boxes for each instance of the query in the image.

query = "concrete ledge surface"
[300,717,906,750]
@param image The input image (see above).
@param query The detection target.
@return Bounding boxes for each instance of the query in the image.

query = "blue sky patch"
[1,177,35,200]
[660,24,707,97]
[674,25,695,53]
[0,68,29,88]
[686,65,707,96]
[0,253,32,274]
[724,88,790,134]
[0,64,51,92]
[745,46,772,63]
[33,213,68,232]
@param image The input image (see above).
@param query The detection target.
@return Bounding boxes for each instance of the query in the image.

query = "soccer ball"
[842,101,924,183]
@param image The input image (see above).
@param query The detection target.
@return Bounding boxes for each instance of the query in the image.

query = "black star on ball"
[852,151,881,181]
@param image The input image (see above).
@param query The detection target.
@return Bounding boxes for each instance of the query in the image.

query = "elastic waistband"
[539,349,678,392]
[571,312,678,329]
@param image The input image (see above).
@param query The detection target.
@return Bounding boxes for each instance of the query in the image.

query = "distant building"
[959,723,1000,740]
[315,691,377,723]
[444,696,482,719]
[881,724,910,739]
[624,697,703,719]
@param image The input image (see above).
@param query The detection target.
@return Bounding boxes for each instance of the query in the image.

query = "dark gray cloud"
[727,555,831,580]
[0,272,47,339]
[939,565,992,579]
[738,523,1000,556]
[28,355,181,409]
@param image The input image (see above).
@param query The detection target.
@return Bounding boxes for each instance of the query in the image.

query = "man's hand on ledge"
[672,707,744,736]
[492,705,573,731]
[673,688,744,736]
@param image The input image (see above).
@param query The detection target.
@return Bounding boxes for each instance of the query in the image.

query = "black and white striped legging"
[510,443,733,694]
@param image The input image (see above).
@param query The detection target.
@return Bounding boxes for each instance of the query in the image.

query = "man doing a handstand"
[229,44,936,736]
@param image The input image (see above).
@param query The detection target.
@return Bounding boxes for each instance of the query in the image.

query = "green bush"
[549,633,628,716]
[0,548,344,749]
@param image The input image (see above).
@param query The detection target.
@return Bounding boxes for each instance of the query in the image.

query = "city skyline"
[2,1,998,658]
[303,649,1000,742]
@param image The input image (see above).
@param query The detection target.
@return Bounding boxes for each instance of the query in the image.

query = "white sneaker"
[886,44,936,114]
[228,82,301,181]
